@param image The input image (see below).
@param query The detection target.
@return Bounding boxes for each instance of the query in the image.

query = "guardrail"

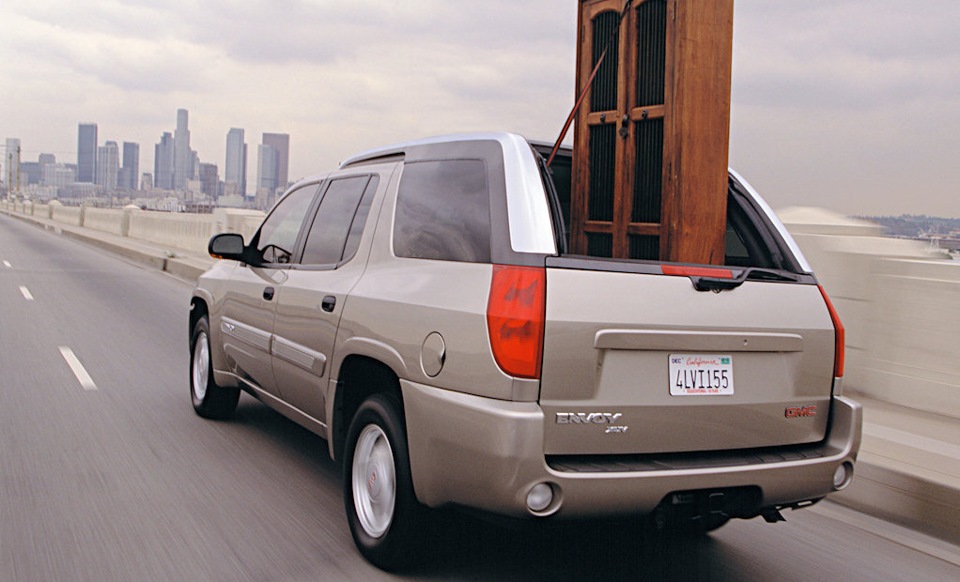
[4,199,959,419]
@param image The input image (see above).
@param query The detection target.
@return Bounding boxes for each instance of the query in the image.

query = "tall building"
[38,153,56,174]
[45,164,76,192]
[38,153,56,187]
[257,144,279,193]
[77,123,98,183]
[154,132,175,190]
[262,133,290,189]
[96,141,120,191]
[39,153,56,165]
[190,150,200,185]
[224,128,247,197]
[173,109,193,190]
[121,142,139,190]
[198,163,219,198]
[4,138,21,192]
[21,162,41,185]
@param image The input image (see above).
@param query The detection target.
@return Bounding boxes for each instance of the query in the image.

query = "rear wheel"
[190,316,240,419]
[343,394,425,570]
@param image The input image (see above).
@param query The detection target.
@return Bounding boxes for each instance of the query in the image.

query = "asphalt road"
[1,213,959,581]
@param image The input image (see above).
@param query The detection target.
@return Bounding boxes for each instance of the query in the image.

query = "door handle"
[321,295,336,313]
[263,286,275,301]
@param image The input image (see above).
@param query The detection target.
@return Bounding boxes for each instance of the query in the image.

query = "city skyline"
[2,109,291,201]
[1,1,959,216]
[2,108,300,201]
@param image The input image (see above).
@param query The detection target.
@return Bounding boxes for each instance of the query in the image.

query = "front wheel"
[343,394,426,571]
[190,315,240,420]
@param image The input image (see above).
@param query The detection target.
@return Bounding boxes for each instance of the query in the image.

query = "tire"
[343,394,425,571]
[190,315,240,420]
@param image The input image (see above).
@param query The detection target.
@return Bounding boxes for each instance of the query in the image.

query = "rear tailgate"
[540,260,836,455]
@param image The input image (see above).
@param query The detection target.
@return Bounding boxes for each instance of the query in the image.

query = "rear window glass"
[541,155,786,270]
[393,160,491,263]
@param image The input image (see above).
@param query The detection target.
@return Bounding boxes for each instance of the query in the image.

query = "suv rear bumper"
[402,380,862,518]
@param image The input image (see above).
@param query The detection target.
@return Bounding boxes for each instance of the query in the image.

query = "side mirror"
[208,233,246,262]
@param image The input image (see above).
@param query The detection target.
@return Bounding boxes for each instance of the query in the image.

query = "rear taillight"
[487,265,546,379]
[818,285,845,378]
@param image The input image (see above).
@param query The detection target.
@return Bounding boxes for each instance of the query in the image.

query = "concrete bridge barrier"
[84,207,125,236]
[50,203,83,226]
[126,208,216,254]
[1,199,265,255]
[864,259,960,417]
[212,208,265,244]
[779,207,960,419]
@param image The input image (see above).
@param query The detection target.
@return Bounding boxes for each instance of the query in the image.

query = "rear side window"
[393,160,491,263]
[300,175,379,266]
[724,189,777,269]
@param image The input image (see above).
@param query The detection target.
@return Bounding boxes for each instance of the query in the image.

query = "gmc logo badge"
[785,406,817,418]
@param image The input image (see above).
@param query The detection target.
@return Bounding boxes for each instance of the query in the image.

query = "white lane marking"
[2,260,11,268]
[20,286,34,301]
[59,347,98,391]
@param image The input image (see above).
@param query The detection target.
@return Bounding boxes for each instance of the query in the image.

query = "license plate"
[669,354,734,396]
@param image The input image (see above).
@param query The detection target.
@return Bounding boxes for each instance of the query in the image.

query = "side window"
[300,175,379,266]
[256,184,319,264]
[724,222,752,265]
[393,160,491,263]
[724,192,776,269]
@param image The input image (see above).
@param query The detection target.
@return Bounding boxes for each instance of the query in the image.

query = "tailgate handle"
[692,276,745,292]
[690,267,798,293]
[692,268,800,292]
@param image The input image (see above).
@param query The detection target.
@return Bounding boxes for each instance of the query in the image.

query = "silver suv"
[189,132,861,570]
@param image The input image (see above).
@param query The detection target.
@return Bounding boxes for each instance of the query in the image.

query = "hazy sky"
[1,0,957,217]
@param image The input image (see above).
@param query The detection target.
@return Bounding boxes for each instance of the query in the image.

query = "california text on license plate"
[669,354,734,396]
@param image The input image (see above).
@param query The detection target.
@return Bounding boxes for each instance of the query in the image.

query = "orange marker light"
[818,285,845,378]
